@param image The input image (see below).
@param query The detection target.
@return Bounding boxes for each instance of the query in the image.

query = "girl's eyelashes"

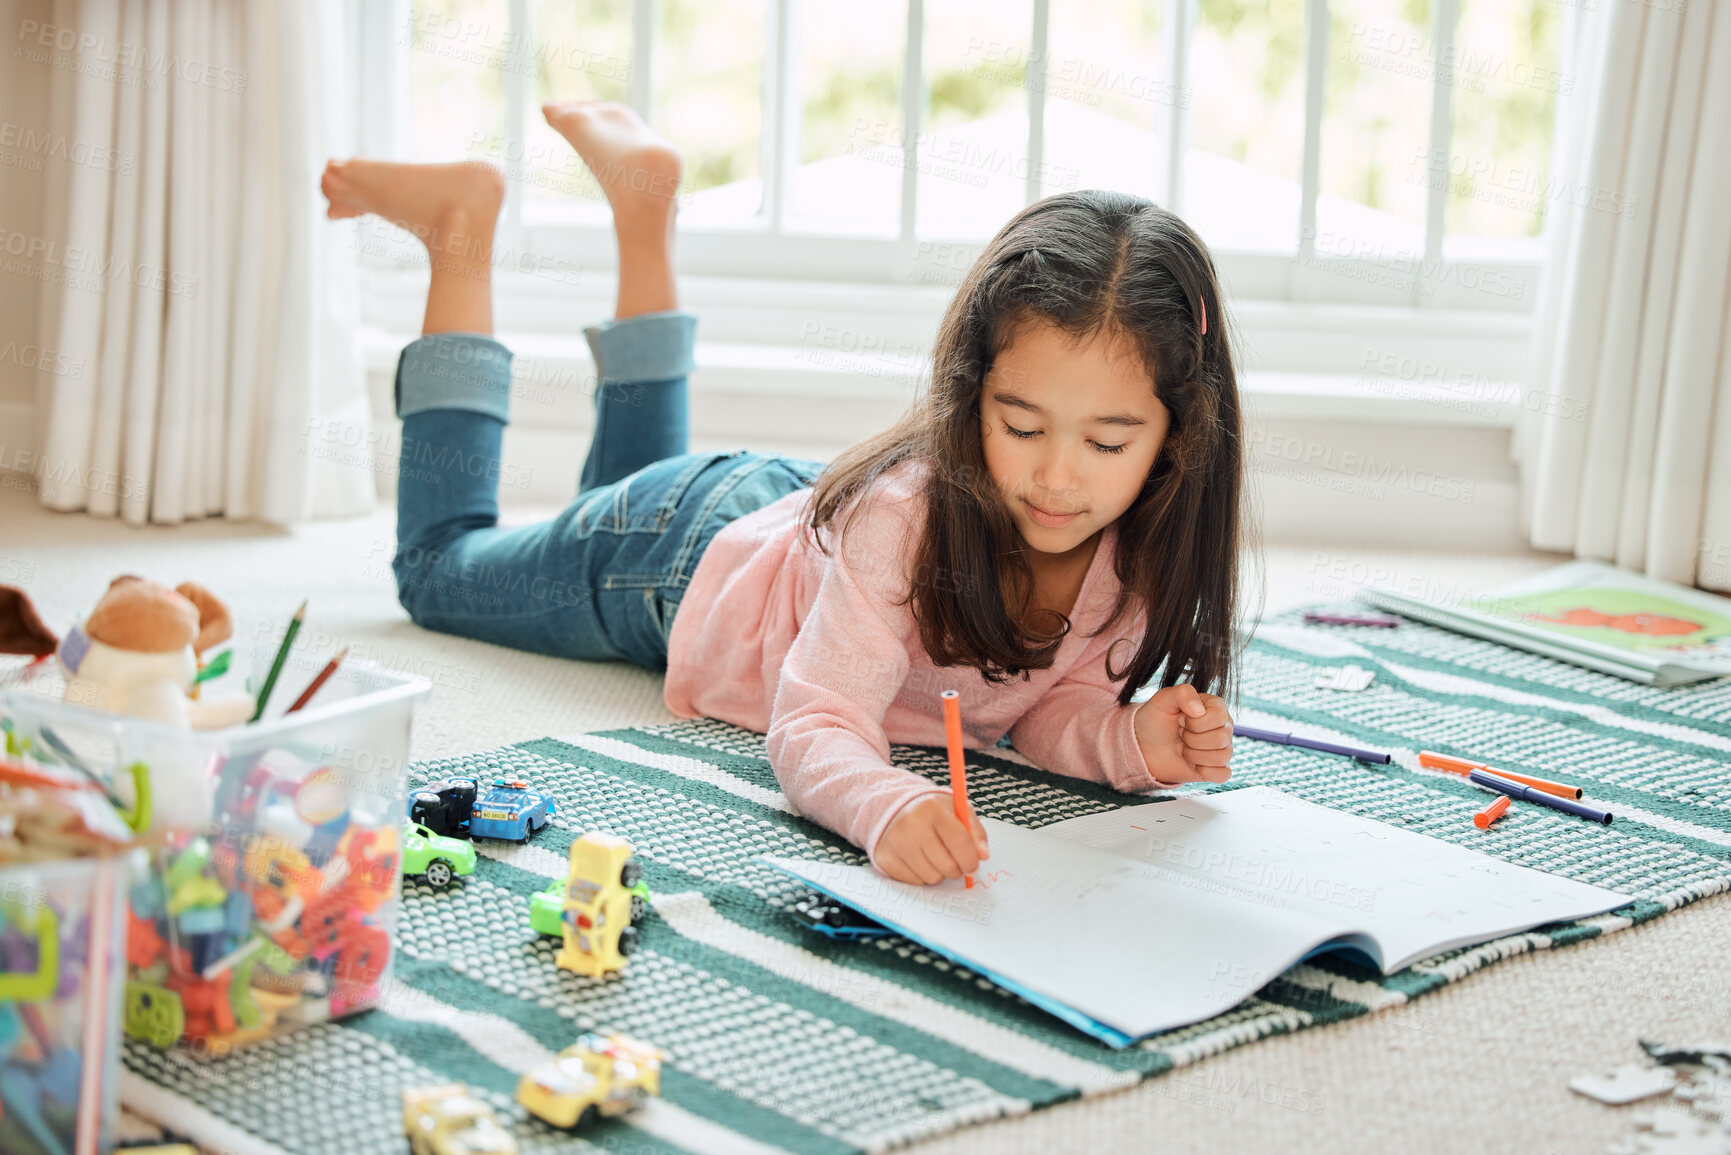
[1002,423,1128,455]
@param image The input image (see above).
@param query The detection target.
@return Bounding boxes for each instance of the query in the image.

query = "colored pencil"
[250,600,307,722]
[286,647,348,714]
[940,690,974,888]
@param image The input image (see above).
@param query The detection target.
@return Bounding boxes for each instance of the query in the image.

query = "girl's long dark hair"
[806,190,1246,706]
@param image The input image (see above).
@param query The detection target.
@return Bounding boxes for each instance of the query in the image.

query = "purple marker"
[1304,611,1401,628]
[1233,724,1391,765]
[1469,769,1613,825]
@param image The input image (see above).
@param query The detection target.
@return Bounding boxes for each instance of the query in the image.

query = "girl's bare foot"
[541,101,683,233]
[321,158,505,270]
[321,159,506,334]
[541,101,683,318]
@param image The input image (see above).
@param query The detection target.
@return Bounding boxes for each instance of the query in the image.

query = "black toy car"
[788,892,890,940]
[409,776,480,838]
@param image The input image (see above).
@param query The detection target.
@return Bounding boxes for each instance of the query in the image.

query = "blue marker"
[1232,724,1391,765]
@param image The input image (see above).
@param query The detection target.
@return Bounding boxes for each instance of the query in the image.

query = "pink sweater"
[663,458,1163,865]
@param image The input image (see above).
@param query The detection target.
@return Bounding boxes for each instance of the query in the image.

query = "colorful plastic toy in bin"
[3,636,429,1062]
[0,835,138,1155]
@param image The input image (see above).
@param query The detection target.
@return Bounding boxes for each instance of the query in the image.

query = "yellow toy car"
[402,1084,519,1155]
[553,832,643,978]
[516,1032,664,1129]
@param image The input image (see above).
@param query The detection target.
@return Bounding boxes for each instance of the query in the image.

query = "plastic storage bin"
[1,644,429,1062]
[0,852,138,1155]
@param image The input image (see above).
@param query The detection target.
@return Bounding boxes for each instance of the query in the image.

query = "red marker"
[940,690,974,888]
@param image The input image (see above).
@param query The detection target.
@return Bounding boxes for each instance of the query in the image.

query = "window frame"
[356,0,1571,321]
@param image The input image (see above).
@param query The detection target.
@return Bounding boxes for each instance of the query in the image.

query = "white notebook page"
[762,787,1631,1043]
[1039,787,1632,973]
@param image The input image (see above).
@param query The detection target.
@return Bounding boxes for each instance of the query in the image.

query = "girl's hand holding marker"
[875,685,1230,887]
[876,795,991,887]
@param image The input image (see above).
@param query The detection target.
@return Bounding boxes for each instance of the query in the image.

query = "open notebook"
[762,787,1632,1047]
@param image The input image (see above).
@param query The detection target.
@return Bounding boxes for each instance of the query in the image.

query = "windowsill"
[359,326,1525,430]
[358,263,1537,430]
[357,270,1534,548]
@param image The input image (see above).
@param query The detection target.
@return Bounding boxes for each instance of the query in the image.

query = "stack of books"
[1362,560,1731,687]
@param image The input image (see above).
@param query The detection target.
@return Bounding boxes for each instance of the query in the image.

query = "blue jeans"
[391,311,824,670]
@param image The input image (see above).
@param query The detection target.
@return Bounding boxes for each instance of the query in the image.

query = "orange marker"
[1418,751,1584,800]
[1473,794,1511,829]
[940,690,974,888]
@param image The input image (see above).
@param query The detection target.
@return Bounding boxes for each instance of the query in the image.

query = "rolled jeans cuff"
[583,311,698,384]
[394,332,515,424]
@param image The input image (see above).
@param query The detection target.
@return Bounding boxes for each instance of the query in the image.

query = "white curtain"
[1520,0,1731,591]
[32,0,373,524]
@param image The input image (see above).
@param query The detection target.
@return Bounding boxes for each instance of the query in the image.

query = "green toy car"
[529,874,649,936]
[402,820,478,889]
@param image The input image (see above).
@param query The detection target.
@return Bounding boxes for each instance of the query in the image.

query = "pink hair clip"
[1199,298,1208,336]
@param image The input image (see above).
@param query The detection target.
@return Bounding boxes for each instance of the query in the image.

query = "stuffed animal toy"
[0,576,254,729]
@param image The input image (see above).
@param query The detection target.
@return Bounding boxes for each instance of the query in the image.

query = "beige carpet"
[4,482,1724,1155]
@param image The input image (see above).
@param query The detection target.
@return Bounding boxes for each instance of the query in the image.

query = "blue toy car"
[466,778,558,841]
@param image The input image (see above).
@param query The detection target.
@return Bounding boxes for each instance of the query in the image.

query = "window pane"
[1318,0,1434,253]
[656,0,768,223]
[916,0,1033,240]
[406,0,508,163]
[1188,0,1306,251]
[1442,0,1563,238]
[514,0,633,220]
[1039,2,1170,209]
[790,0,906,237]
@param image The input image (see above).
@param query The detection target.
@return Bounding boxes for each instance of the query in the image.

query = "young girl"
[322,101,1240,888]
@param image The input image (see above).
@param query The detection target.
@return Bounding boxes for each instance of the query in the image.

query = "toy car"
[409,775,556,842]
[408,776,479,838]
[530,873,649,936]
[553,833,642,977]
[516,1032,663,1130]
[401,821,477,889]
[468,778,557,841]
[788,892,890,940]
[403,1083,518,1155]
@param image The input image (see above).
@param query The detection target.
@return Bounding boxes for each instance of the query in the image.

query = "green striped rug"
[122,604,1731,1154]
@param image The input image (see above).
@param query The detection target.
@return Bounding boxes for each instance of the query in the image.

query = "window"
[363,0,1572,316]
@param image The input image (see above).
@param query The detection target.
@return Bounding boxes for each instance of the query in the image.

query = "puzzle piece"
[1673,1072,1731,1122]
[1571,1064,1677,1105]
[1616,1106,1731,1155]
[1314,664,1376,692]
